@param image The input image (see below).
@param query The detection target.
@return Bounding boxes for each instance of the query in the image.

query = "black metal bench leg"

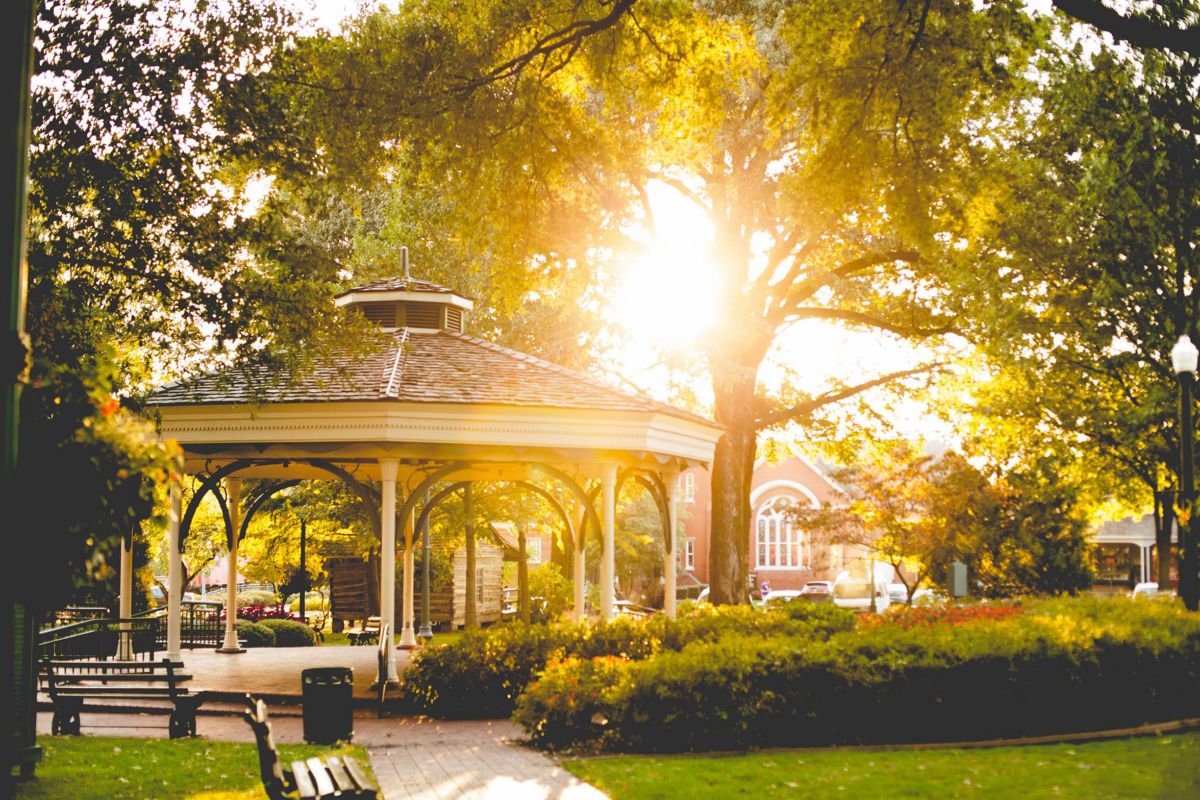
[52,700,82,735]
[170,698,202,738]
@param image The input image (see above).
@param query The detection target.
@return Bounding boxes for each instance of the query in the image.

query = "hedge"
[258,618,317,647]
[402,603,856,718]
[236,620,276,648]
[514,597,1200,751]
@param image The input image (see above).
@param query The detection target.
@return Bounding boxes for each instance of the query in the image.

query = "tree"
[1052,0,1200,57]
[800,443,990,603]
[29,0,354,390]
[293,0,1044,604]
[801,443,1094,599]
[956,14,1199,543]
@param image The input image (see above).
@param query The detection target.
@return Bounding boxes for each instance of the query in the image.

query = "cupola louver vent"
[405,302,441,329]
[360,302,397,327]
[445,307,463,333]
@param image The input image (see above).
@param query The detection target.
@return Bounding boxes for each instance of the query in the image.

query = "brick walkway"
[36,645,607,800]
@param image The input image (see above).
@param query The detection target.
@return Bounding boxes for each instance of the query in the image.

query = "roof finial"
[401,246,410,281]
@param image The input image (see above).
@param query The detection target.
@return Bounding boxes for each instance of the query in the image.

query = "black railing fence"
[38,600,225,660]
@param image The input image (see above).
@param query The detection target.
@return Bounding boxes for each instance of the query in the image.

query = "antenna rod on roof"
[402,246,410,280]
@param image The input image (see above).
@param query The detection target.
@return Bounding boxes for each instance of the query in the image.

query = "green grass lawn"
[14,736,371,800]
[565,732,1200,799]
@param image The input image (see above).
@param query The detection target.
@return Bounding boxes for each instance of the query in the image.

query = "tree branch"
[782,307,958,338]
[456,0,637,96]
[770,248,920,323]
[1052,0,1200,57]
[757,363,945,428]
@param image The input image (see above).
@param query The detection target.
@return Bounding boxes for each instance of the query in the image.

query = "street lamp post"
[1171,334,1199,611]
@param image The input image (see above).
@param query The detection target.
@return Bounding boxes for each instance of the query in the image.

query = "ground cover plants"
[13,735,370,800]
[564,730,1200,799]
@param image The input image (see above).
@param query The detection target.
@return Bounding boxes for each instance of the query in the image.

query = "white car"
[762,589,804,608]
[832,573,890,612]
[887,583,909,605]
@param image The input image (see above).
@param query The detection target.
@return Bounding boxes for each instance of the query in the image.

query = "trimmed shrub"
[404,603,855,718]
[404,623,571,718]
[514,656,634,749]
[236,620,276,648]
[259,618,317,647]
[513,597,1200,752]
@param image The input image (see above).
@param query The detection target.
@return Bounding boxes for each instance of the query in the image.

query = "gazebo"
[137,267,721,682]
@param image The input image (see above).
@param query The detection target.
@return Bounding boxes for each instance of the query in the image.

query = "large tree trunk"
[708,379,760,605]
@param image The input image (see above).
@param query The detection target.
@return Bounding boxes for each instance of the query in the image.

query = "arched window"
[755,496,809,569]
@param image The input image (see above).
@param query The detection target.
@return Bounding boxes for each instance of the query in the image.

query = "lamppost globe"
[1171,335,1198,375]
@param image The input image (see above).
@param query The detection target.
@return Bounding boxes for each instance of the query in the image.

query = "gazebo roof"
[147,329,709,425]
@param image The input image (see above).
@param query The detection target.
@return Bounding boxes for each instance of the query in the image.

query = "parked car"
[762,589,804,609]
[798,581,833,603]
[887,582,909,605]
[832,572,891,613]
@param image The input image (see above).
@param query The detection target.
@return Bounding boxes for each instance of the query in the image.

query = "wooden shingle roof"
[146,330,712,425]
[334,277,464,298]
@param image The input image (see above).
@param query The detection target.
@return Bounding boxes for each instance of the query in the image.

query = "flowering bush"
[235,603,297,623]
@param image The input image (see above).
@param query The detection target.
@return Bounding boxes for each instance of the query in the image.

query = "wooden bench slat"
[343,755,373,792]
[325,755,357,792]
[290,759,319,799]
[306,756,337,797]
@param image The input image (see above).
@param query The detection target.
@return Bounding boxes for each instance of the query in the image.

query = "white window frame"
[684,537,696,571]
[754,495,809,570]
[684,472,696,504]
[526,537,543,564]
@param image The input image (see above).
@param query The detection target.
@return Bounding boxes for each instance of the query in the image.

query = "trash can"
[302,667,353,744]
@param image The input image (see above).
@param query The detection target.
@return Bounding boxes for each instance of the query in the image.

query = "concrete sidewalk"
[35,708,607,800]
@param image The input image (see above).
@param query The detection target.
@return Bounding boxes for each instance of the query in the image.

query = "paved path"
[36,710,604,799]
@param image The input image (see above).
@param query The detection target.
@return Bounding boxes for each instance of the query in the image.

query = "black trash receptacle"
[302,667,353,744]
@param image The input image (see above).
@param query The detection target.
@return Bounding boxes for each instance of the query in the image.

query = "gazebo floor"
[178,644,411,704]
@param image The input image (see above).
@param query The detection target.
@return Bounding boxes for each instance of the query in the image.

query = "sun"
[610,181,720,350]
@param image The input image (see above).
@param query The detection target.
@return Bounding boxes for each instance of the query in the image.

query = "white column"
[665,469,680,620]
[1142,545,1152,584]
[379,459,399,682]
[399,507,418,648]
[167,479,182,660]
[117,529,134,660]
[600,464,617,621]
[573,509,587,620]
[218,478,244,652]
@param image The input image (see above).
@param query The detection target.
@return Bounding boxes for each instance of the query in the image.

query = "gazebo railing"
[37,617,160,661]
[132,600,224,649]
[38,600,225,660]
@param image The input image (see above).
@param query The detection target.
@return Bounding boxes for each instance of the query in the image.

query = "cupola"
[334,247,473,333]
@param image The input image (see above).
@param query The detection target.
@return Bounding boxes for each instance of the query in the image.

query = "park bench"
[344,616,380,646]
[41,657,206,738]
[244,695,377,800]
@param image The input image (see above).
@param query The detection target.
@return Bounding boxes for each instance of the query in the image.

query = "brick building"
[679,454,849,591]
